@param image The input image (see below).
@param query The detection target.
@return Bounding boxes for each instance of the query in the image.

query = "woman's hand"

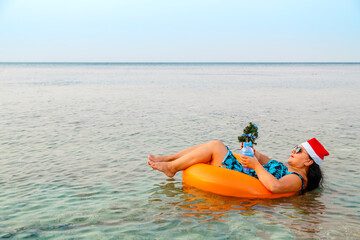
[239,155,261,170]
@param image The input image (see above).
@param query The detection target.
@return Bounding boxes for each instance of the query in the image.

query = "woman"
[148,138,329,194]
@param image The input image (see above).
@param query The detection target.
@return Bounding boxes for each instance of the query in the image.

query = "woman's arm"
[240,155,303,193]
[253,150,271,165]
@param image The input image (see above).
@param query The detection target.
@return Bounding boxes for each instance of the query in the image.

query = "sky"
[0,0,359,62]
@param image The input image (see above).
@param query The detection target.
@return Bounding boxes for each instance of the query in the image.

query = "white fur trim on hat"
[301,141,322,165]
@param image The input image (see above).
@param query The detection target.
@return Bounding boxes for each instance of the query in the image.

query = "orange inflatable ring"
[182,153,296,199]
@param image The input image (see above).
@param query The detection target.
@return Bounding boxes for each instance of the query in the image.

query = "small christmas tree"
[238,122,259,145]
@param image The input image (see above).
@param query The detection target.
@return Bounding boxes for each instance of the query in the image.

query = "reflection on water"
[149,180,327,237]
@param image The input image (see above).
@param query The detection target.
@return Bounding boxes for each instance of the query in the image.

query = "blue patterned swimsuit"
[222,146,304,190]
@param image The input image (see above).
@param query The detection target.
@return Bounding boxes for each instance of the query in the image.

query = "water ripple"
[0,63,359,239]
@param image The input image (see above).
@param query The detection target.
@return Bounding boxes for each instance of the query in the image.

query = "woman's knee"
[207,140,225,149]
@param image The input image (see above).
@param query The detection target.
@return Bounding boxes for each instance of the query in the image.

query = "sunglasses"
[293,145,303,154]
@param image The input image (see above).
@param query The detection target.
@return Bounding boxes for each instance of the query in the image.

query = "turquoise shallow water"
[0,63,359,239]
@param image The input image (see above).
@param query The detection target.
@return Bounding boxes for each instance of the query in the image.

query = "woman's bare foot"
[148,154,172,162]
[147,160,176,177]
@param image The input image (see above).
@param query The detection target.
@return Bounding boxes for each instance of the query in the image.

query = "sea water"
[0,63,359,239]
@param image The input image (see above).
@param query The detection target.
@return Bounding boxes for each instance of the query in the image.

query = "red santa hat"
[301,138,329,165]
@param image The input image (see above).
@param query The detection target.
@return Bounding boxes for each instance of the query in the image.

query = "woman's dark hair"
[305,160,323,192]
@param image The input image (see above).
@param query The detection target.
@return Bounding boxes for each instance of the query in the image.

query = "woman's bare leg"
[148,144,204,162]
[148,140,228,177]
